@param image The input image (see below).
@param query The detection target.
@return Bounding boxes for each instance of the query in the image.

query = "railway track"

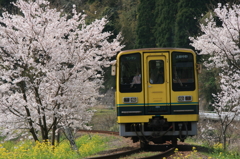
[78,130,176,159]
[78,129,119,136]
[77,130,211,158]
[85,146,175,159]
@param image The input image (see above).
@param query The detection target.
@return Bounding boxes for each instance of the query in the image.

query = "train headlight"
[123,97,138,103]
[131,97,137,103]
[178,96,184,102]
[178,96,192,102]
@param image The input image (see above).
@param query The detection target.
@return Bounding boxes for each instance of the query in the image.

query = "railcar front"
[114,48,199,145]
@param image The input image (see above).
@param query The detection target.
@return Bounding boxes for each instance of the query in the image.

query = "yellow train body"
[114,48,199,145]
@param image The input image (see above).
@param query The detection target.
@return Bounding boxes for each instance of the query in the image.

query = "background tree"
[175,0,209,48]
[198,67,220,110]
[117,0,138,50]
[154,0,177,47]
[0,0,123,145]
[190,3,240,150]
[0,0,16,14]
[136,0,156,48]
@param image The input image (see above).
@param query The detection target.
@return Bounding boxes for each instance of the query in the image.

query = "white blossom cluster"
[190,3,240,70]
[190,3,240,110]
[190,3,240,141]
[0,0,124,141]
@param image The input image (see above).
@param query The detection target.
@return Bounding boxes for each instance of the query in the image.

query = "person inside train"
[130,71,141,88]
[149,61,164,84]
[155,69,164,83]
[149,61,158,84]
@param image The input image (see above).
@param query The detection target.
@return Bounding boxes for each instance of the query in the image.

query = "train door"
[144,53,170,114]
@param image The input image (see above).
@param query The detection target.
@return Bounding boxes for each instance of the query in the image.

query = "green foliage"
[0,0,11,6]
[185,138,240,159]
[199,67,221,110]
[154,0,178,47]
[101,68,116,92]
[117,0,139,49]
[136,0,156,48]
[0,0,16,14]
[23,0,240,51]
[175,0,209,48]
[208,143,240,159]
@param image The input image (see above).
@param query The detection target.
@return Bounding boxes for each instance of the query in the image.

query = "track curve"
[85,147,141,159]
[141,147,175,159]
[78,129,119,136]
[78,130,176,159]
[85,147,175,159]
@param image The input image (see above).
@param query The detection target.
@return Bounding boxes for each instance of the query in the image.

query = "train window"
[119,53,142,92]
[149,60,164,84]
[172,52,195,91]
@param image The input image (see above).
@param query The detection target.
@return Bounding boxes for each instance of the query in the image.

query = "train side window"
[149,60,164,84]
[172,52,195,91]
[119,53,142,92]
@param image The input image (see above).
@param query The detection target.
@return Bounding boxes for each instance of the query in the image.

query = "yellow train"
[112,48,200,146]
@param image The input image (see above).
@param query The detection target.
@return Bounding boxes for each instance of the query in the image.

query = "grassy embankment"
[0,134,126,159]
[0,108,239,158]
[0,107,120,159]
[90,106,118,131]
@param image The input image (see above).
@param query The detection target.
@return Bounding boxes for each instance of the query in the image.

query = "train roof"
[119,48,194,53]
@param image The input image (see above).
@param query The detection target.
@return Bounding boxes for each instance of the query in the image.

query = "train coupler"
[149,116,167,128]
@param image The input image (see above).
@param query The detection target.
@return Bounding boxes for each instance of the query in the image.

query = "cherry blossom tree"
[190,3,240,150]
[0,0,124,146]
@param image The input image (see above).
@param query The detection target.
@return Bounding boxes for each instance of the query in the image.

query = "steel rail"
[77,129,119,136]
[140,147,175,159]
[85,147,141,159]
[79,130,177,159]
[85,147,175,159]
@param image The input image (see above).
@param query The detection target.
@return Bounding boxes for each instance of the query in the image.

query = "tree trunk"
[51,117,58,146]
[223,134,227,150]
[56,128,61,145]
[63,126,79,152]
[21,82,39,142]
[30,127,39,142]
[52,125,56,146]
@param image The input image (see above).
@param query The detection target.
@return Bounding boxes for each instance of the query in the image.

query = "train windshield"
[119,53,142,92]
[172,52,195,91]
[149,60,164,84]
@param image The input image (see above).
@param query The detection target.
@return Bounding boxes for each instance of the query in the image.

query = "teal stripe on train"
[117,105,198,116]
[117,102,198,106]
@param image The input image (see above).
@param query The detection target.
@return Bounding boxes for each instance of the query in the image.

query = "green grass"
[93,108,115,115]
[185,138,240,159]
[90,107,118,131]
[0,134,123,159]
[202,142,240,159]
